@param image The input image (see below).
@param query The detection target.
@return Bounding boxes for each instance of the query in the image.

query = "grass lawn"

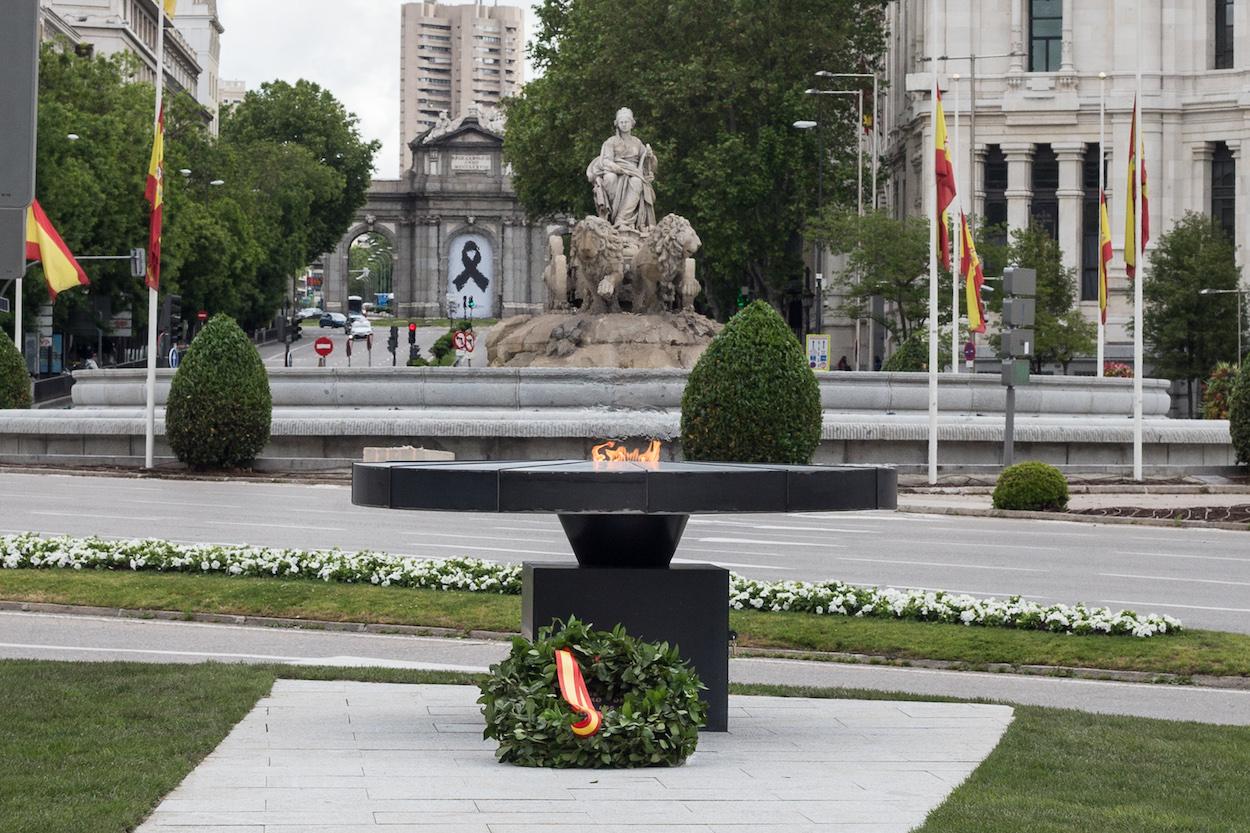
[3,569,1250,677]
[3,661,1247,833]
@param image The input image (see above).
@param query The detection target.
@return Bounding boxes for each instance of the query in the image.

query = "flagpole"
[951,73,961,376]
[14,274,22,358]
[1097,72,1106,375]
[1133,4,1144,481]
[928,0,940,485]
[144,2,166,470]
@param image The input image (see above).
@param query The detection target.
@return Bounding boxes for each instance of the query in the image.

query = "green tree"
[1143,213,1241,416]
[808,209,951,345]
[221,80,380,263]
[998,225,1095,374]
[504,0,890,316]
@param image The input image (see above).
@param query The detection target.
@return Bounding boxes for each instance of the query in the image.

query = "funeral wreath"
[478,618,706,768]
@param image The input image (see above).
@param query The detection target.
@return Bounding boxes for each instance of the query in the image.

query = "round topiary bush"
[1230,361,1250,465]
[0,333,31,410]
[680,300,820,463]
[166,314,272,469]
[478,618,706,768]
[992,461,1069,511]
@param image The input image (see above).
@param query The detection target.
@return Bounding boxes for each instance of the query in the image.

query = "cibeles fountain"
[486,108,721,368]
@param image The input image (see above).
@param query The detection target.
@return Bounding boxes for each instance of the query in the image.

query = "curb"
[902,484,1250,496]
[0,464,350,486]
[899,504,1250,531]
[5,599,1246,691]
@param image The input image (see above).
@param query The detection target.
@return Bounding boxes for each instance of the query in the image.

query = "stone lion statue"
[568,215,625,314]
[632,214,702,312]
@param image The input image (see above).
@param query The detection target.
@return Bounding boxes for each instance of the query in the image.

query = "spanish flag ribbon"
[145,105,165,291]
[554,649,602,737]
[1098,190,1113,324]
[25,200,89,299]
[1123,98,1149,280]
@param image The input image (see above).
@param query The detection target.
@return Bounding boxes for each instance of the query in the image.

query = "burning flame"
[591,439,662,464]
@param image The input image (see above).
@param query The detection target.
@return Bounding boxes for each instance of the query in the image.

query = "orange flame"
[590,439,662,464]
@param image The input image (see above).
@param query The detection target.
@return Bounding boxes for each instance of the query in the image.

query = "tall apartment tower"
[399,0,524,173]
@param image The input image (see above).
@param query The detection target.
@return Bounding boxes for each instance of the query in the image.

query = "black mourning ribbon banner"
[453,241,490,292]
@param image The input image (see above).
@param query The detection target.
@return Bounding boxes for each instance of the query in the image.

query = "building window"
[1030,145,1059,239]
[1216,0,1235,69]
[1212,142,1236,242]
[1029,0,1062,72]
[1080,143,1105,301]
[983,145,1009,246]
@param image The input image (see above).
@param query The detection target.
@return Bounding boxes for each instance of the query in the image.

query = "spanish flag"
[1124,99,1150,280]
[960,212,986,334]
[145,105,165,292]
[1098,190,1113,324]
[162,0,177,16]
[934,90,957,271]
[24,200,89,299]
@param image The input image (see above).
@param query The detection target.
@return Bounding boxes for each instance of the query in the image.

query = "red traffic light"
[408,323,417,332]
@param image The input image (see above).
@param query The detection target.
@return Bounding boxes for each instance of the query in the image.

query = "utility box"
[1001,358,1030,387]
[1002,329,1035,359]
[1002,297,1036,329]
[1002,267,1037,298]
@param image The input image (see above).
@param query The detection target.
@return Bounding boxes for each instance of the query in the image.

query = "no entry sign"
[314,336,333,357]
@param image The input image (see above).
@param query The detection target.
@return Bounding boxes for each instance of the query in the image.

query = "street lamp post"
[793,120,824,336]
[814,71,878,210]
[1199,287,1248,365]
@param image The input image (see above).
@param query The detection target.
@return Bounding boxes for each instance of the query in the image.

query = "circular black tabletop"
[352,460,897,515]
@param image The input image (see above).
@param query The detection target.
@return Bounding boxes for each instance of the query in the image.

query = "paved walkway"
[135,680,1013,833]
[899,492,1250,513]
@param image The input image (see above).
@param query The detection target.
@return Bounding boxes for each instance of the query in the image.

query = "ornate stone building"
[880,0,1247,363]
[322,113,551,319]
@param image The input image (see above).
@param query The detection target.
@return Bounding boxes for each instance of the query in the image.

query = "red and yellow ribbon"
[555,649,602,737]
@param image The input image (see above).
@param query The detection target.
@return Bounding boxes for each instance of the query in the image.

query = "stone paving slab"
[136,681,1012,833]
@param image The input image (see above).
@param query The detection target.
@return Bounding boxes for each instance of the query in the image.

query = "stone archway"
[323,218,399,313]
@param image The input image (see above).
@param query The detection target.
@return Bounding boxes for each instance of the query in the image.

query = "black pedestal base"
[557,514,689,567]
[522,562,730,732]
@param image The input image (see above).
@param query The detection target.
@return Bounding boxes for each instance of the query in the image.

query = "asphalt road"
[2,472,1249,633]
[260,325,491,369]
[5,611,1247,726]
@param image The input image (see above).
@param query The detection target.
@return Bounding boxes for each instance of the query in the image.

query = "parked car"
[350,318,374,340]
[319,312,347,329]
[296,307,322,321]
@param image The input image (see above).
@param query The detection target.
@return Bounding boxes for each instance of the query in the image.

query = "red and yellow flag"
[24,200,89,299]
[162,0,177,16]
[934,90,957,271]
[959,212,986,334]
[1098,190,1113,324]
[145,105,165,292]
[1123,99,1150,280]
[554,649,602,737]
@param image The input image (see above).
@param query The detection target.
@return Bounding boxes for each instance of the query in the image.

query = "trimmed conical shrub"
[0,333,31,410]
[680,300,821,464]
[166,314,271,469]
[1230,362,1250,465]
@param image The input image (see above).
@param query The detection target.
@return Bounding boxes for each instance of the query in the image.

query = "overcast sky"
[214,1,539,179]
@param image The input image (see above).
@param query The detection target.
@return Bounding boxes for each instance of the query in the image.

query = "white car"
[350,318,374,340]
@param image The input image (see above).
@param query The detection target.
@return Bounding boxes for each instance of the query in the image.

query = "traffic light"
[408,322,417,344]
[388,325,399,354]
[160,294,182,339]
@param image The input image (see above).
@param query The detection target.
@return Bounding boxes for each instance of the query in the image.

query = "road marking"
[928,541,1061,552]
[671,558,793,571]
[413,541,570,557]
[0,642,304,662]
[687,519,880,534]
[695,537,841,548]
[413,531,565,544]
[1100,600,1250,614]
[1099,572,1250,588]
[1112,550,1250,563]
[837,556,1047,573]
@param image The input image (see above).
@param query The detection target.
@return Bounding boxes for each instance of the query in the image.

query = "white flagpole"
[1097,71,1106,375]
[144,3,166,470]
[928,0,940,485]
[14,274,22,358]
[951,73,961,376]
[1133,5,1144,481]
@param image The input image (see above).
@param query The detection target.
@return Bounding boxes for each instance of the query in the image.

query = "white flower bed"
[0,533,1182,637]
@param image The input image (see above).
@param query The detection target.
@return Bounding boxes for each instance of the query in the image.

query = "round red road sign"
[314,336,334,357]
[197,310,208,321]
[453,331,467,350]
[464,333,476,352]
